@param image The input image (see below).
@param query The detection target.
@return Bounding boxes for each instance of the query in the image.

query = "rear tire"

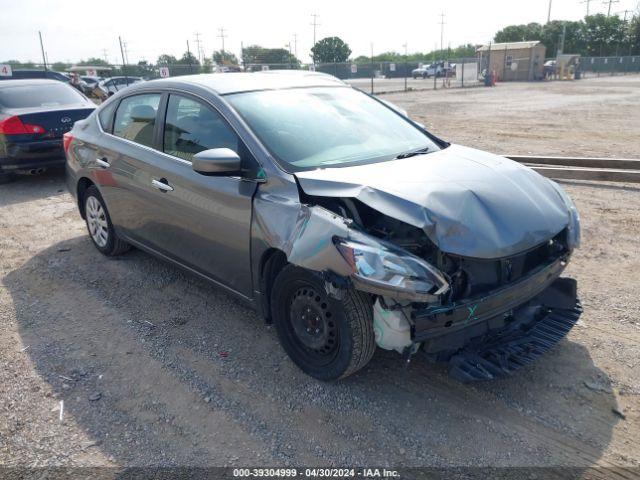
[271,265,376,381]
[83,186,130,256]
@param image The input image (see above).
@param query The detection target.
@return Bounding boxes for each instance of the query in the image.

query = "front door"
[141,93,257,296]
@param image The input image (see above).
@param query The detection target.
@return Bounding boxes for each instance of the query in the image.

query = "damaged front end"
[252,149,582,381]
[295,194,581,381]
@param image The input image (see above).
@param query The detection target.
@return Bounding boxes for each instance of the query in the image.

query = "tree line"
[494,14,640,57]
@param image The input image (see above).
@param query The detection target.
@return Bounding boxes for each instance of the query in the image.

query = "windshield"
[0,83,87,109]
[226,87,440,171]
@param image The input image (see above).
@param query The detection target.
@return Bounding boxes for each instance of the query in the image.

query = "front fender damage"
[253,193,354,280]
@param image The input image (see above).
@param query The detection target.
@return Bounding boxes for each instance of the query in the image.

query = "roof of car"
[146,70,346,95]
[0,79,63,88]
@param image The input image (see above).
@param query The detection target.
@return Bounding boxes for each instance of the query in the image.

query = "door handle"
[96,158,110,168]
[152,178,174,192]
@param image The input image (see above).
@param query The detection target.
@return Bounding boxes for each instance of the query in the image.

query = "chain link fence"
[51,54,640,102]
[578,56,640,77]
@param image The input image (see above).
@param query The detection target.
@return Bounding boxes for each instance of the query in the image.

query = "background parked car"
[79,76,102,95]
[96,76,143,98]
[0,79,95,182]
[411,63,443,79]
[411,61,455,79]
[0,69,70,83]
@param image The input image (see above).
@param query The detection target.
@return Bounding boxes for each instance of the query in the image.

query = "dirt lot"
[1,75,639,476]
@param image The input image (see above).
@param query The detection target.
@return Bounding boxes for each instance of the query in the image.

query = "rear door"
[94,92,164,241]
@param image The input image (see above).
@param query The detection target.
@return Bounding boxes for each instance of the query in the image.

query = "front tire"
[271,265,376,381]
[83,186,130,256]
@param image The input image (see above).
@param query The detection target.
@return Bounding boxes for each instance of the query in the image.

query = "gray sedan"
[65,71,582,381]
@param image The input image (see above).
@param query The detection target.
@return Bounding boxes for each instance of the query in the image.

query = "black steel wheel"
[271,265,376,380]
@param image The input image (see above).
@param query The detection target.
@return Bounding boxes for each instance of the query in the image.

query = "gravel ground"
[1,75,639,476]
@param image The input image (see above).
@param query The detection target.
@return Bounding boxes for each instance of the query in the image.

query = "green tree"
[201,58,213,73]
[494,23,543,43]
[629,15,640,55]
[157,54,178,66]
[131,60,155,78]
[78,57,110,66]
[581,14,626,56]
[51,62,71,72]
[492,14,636,57]
[3,60,37,68]
[311,37,351,63]
[213,50,238,65]
[241,45,299,68]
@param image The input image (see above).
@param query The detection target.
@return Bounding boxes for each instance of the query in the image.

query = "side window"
[113,93,161,148]
[97,101,116,133]
[163,94,238,162]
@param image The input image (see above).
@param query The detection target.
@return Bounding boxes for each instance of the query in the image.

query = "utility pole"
[293,33,298,59]
[38,31,47,71]
[403,42,408,91]
[580,0,594,16]
[619,9,630,21]
[122,41,130,65]
[102,48,109,63]
[438,13,445,58]
[558,23,566,55]
[547,0,553,23]
[603,0,619,17]
[286,42,292,68]
[186,39,193,73]
[217,28,227,53]
[194,32,203,63]
[370,42,374,95]
[119,36,128,82]
[311,14,320,63]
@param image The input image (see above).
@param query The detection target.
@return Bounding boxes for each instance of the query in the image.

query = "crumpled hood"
[294,144,570,259]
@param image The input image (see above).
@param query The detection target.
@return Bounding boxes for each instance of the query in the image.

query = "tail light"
[63,132,73,154]
[0,115,46,135]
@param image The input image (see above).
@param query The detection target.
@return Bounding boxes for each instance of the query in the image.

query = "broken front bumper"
[411,257,582,381]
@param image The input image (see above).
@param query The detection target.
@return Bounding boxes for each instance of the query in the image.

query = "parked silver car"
[65,71,581,381]
[411,63,441,79]
[96,76,143,97]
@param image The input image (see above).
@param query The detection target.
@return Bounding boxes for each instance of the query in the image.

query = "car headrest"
[130,105,156,122]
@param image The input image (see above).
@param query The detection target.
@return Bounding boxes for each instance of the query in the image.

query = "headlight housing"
[334,234,449,302]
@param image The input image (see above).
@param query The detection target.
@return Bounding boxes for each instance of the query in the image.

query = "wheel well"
[77,177,95,219]
[259,248,288,323]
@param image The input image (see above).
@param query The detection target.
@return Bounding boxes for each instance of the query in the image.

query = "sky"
[1,0,638,65]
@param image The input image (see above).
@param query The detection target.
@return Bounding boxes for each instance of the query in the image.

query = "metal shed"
[477,41,546,81]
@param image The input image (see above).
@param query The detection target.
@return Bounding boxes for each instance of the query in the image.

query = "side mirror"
[192,148,241,175]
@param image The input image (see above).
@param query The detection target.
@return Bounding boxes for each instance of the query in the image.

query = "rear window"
[113,93,161,148]
[0,83,86,109]
[98,101,117,133]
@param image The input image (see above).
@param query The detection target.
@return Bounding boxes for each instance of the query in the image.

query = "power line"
[218,28,227,53]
